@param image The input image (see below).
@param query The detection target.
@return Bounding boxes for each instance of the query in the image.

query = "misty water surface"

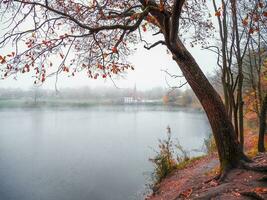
[0,105,210,200]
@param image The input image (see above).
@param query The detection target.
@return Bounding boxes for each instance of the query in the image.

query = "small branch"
[152,31,161,36]
[161,69,184,78]
[240,192,265,200]
[144,40,166,50]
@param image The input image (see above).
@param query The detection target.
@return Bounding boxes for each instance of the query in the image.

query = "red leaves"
[258,2,264,8]
[41,76,45,82]
[22,64,30,73]
[59,53,64,59]
[215,10,221,17]
[242,19,248,26]
[7,52,15,57]
[63,66,69,72]
[142,24,147,32]
[94,73,99,79]
[97,64,104,70]
[263,12,267,17]
[179,188,193,198]
[112,47,118,53]
[249,28,255,34]
[41,72,46,83]
[25,39,34,48]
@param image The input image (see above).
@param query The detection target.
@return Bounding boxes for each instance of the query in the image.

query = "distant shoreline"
[0,99,203,112]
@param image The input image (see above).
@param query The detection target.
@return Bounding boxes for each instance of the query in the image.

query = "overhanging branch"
[144,40,166,50]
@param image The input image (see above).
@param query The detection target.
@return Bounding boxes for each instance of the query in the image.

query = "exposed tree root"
[204,174,221,184]
[240,191,265,200]
[206,155,266,184]
[257,176,267,182]
[240,160,267,173]
[193,183,231,200]
[241,153,253,163]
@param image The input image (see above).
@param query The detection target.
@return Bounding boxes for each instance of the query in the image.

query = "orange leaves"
[179,188,193,198]
[111,64,119,74]
[242,19,248,26]
[0,55,6,64]
[215,7,223,17]
[0,52,15,64]
[112,47,118,53]
[215,10,221,17]
[130,13,140,21]
[253,187,267,194]
[159,0,164,12]
[146,15,158,26]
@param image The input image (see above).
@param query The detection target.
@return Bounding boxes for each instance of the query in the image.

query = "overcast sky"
[0,39,217,91]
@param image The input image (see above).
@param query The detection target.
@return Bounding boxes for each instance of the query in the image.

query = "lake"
[0,105,210,200]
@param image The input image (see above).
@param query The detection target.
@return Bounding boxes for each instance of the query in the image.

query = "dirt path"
[147,155,219,200]
[147,153,267,200]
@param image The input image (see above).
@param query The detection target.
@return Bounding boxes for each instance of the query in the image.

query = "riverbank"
[0,99,203,111]
[146,136,267,200]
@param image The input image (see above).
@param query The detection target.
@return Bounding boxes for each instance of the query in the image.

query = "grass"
[149,127,212,188]
[175,155,205,170]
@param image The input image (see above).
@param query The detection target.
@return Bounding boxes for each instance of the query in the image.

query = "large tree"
[0,0,256,177]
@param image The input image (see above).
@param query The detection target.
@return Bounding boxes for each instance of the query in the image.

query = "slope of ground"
[147,153,267,200]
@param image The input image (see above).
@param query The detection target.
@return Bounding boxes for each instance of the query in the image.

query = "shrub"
[149,126,189,186]
[203,134,217,154]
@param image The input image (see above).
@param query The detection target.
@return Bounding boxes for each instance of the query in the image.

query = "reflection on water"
[0,106,210,200]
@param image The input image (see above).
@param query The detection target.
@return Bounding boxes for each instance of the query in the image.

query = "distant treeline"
[0,86,200,107]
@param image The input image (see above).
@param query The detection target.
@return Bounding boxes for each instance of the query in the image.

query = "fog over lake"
[0,106,210,200]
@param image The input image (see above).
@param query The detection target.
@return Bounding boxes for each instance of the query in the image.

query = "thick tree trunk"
[141,0,248,174]
[169,41,247,172]
[258,93,267,152]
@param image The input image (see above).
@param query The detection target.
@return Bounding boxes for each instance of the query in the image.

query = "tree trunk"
[230,0,245,150]
[141,0,248,174]
[169,40,247,173]
[258,93,267,152]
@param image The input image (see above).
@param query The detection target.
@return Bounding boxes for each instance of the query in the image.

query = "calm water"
[0,106,210,200]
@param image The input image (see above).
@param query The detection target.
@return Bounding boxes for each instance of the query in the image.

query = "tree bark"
[258,93,267,152]
[169,39,247,172]
[139,0,248,174]
[230,0,244,150]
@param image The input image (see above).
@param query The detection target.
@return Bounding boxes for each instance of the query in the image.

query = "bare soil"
[147,153,267,200]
